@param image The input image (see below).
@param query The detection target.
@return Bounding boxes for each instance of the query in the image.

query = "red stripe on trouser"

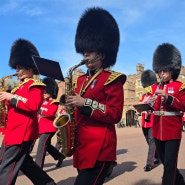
[6,146,22,185]
[93,162,106,185]
[39,134,51,168]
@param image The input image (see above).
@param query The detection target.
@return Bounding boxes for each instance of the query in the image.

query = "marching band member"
[0,78,19,164]
[35,77,65,168]
[140,69,159,171]
[54,94,66,152]
[0,39,56,185]
[66,7,126,185]
[147,43,185,185]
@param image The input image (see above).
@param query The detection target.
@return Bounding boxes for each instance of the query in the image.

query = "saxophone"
[53,55,101,157]
[0,74,17,128]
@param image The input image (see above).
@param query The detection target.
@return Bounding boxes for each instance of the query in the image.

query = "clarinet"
[144,77,164,122]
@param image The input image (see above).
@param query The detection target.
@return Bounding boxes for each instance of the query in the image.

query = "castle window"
[136,80,142,87]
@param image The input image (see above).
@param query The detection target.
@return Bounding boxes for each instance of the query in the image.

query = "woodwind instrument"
[53,54,101,157]
[0,74,17,128]
[144,77,164,122]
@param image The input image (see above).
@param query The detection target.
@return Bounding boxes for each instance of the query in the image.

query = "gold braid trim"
[104,70,123,85]
[179,82,185,91]
[29,80,46,89]
[11,78,46,94]
[11,78,30,94]
[51,99,59,104]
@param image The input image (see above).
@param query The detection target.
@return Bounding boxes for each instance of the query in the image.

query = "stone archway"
[126,109,136,127]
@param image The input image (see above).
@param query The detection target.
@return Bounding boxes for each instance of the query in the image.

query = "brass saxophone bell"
[53,113,70,128]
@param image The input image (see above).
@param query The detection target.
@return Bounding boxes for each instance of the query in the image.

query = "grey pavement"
[1,126,185,185]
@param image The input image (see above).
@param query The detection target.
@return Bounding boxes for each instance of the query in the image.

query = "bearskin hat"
[141,69,157,88]
[9,38,40,74]
[42,77,58,99]
[153,43,182,80]
[75,7,120,68]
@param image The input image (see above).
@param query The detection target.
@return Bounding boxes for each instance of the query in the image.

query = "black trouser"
[74,161,113,185]
[0,140,55,185]
[142,127,158,166]
[0,139,5,163]
[155,138,183,185]
[35,132,65,169]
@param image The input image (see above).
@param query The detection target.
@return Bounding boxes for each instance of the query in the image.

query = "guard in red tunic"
[139,69,159,171]
[146,43,185,185]
[0,79,19,164]
[35,77,65,168]
[0,39,56,185]
[66,7,126,185]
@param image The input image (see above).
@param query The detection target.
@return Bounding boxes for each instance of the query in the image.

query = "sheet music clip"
[32,55,64,81]
[133,103,153,112]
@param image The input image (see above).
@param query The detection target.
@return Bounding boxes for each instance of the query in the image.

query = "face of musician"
[83,51,104,70]
[16,65,33,80]
[158,69,173,83]
[44,92,51,100]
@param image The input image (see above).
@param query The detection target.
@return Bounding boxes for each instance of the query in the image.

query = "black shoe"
[144,165,153,171]
[56,155,65,168]
[154,158,160,164]
[106,161,117,177]
[46,182,57,185]
[175,171,185,185]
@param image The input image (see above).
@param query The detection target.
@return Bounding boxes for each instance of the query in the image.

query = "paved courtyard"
[1,126,185,185]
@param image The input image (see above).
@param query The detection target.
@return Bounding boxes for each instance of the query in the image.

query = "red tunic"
[152,81,185,140]
[38,99,59,134]
[73,69,126,170]
[182,112,185,123]
[141,112,154,128]
[3,78,45,146]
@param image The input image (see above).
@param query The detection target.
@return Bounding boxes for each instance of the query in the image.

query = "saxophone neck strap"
[79,68,103,96]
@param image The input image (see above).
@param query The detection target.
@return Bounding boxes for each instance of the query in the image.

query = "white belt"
[154,111,181,116]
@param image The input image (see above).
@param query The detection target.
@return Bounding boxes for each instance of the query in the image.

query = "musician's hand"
[156,89,168,101]
[0,92,13,101]
[141,96,151,103]
[66,93,85,108]
[147,97,156,104]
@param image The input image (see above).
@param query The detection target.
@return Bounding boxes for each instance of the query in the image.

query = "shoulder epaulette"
[145,86,152,94]
[104,70,125,85]
[51,100,59,104]
[29,80,46,88]
[180,82,185,91]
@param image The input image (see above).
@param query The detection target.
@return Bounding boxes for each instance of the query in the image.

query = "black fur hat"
[42,77,58,99]
[152,43,182,80]
[141,69,157,88]
[75,7,120,68]
[9,38,40,74]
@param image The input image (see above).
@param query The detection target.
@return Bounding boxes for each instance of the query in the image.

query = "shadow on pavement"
[127,179,160,185]
[105,161,137,183]
[116,148,128,155]
[57,177,76,185]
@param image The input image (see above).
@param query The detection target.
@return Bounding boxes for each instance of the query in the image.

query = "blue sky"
[1,0,185,79]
